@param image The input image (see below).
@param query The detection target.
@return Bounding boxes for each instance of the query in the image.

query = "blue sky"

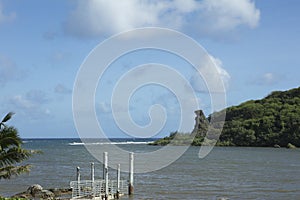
[0,0,299,138]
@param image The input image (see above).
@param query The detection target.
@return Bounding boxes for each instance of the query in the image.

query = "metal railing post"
[103,152,108,200]
[91,162,95,197]
[128,152,134,195]
[76,166,81,197]
[116,164,120,199]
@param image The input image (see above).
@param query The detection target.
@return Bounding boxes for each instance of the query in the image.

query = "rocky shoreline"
[11,184,72,200]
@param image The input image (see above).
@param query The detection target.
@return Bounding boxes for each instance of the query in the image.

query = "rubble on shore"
[11,184,72,200]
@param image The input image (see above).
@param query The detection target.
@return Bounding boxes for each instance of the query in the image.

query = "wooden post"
[103,152,108,200]
[76,166,81,197]
[116,164,120,199]
[128,152,134,195]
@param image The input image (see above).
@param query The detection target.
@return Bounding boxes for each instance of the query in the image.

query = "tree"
[0,112,34,179]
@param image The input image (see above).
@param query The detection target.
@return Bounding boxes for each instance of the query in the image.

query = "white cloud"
[25,90,50,104]
[55,84,72,94]
[64,0,260,39]
[0,55,24,86]
[197,0,260,32]
[213,57,231,89]
[8,90,52,120]
[11,95,35,110]
[263,73,275,83]
[190,55,230,93]
[0,2,16,24]
[50,52,70,64]
[43,31,58,40]
[252,72,283,86]
[98,102,111,113]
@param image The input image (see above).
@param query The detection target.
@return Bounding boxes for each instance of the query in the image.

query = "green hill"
[151,86,300,147]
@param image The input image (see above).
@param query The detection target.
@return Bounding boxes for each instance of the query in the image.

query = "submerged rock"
[287,143,297,149]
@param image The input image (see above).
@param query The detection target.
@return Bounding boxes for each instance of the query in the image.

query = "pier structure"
[70,152,134,200]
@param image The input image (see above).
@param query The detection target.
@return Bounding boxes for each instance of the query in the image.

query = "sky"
[0,0,299,138]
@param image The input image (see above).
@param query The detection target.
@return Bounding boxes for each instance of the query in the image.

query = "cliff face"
[191,110,208,137]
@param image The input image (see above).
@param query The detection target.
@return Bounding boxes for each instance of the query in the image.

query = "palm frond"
[0,127,21,150]
[1,112,15,124]
[0,147,32,168]
[0,164,31,179]
[0,112,39,179]
[0,112,15,129]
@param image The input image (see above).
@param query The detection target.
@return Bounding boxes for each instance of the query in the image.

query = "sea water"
[0,139,299,199]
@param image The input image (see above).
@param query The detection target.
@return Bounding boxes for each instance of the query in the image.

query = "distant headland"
[151,86,300,148]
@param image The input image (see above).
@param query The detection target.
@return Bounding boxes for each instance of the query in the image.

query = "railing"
[70,152,134,199]
[70,180,127,199]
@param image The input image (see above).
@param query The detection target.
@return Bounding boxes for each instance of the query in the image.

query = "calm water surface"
[0,139,299,199]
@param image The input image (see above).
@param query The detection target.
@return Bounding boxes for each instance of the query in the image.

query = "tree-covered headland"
[151,87,300,148]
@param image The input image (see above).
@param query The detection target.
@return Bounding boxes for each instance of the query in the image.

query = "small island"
[151,86,300,148]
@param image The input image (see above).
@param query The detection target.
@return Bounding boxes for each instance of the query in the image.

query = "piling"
[103,152,109,200]
[76,166,80,195]
[128,152,134,195]
[90,162,95,197]
[91,162,95,182]
[103,152,108,179]
[116,164,120,199]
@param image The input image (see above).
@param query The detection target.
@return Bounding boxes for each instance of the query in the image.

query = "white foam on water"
[68,141,153,146]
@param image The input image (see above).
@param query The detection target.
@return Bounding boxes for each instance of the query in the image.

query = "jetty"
[70,152,134,200]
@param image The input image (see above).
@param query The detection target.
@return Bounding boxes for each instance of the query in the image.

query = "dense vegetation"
[151,87,300,147]
[0,112,35,179]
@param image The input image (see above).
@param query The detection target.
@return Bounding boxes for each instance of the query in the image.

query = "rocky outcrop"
[12,184,72,200]
[37,190,55,199]
[27,184,43,197]
[191,110,208,137]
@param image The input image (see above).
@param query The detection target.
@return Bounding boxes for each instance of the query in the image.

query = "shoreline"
[149,141,298,149]
[1,185,72,200]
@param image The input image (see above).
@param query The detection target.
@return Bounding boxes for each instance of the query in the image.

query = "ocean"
[0,138,299,199]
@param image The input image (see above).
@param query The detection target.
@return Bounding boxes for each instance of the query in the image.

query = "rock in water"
[27,184,43,197]
[287,143,297,149]
[36,190,55,199]
[13,187,72,199]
